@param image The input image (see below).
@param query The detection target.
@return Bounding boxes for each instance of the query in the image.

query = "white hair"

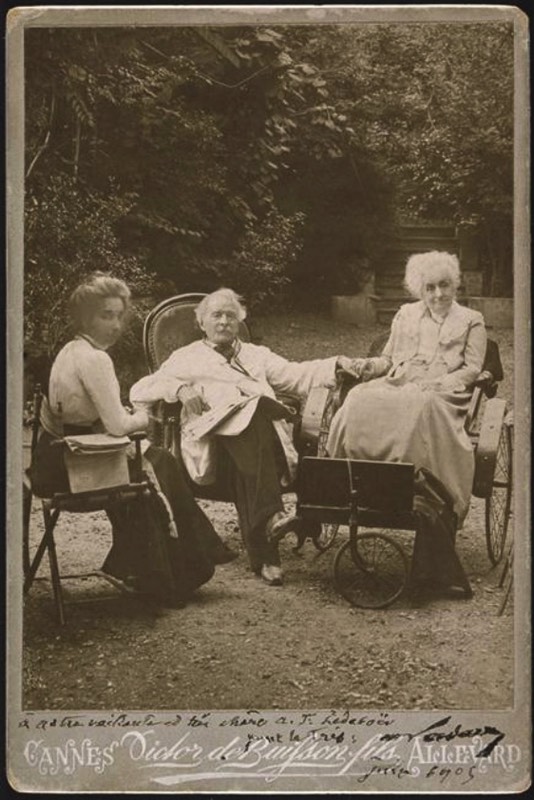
[404,251,461,299]
[195,288,247,325]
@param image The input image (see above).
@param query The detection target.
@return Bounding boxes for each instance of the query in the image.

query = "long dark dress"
[28,336,227,605]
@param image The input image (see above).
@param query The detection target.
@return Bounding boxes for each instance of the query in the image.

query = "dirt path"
[22,493,514,711]
[22,314,515,712]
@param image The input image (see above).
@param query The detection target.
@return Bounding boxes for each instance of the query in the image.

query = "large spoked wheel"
[485,418,513,565]
[333,531,409,609]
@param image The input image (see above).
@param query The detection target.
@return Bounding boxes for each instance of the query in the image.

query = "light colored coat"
[383,300,486,388]
[130,339,338,485]
[327,300,487,520]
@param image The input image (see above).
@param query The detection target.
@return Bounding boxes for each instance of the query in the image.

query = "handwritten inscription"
[19,709,394,733]
[379,715,506,757]
[22,713,184,731]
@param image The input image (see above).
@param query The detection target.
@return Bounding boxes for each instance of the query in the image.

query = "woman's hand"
[336,356,366,379]
[176,385,209,416]
[344,357,390,382]
[129,407,150,431]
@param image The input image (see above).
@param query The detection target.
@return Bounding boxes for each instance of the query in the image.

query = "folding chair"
[23,386,154,625]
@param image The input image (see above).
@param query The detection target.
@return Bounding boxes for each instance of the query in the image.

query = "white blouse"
[41,336,143,437]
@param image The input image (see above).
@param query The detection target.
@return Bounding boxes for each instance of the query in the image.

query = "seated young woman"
[29,272,236,607]
[327,251,487,525]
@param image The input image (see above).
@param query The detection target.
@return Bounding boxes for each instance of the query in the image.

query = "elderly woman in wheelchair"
[130,288,356,586]
[28,273,235,609]
[327,251,487,527]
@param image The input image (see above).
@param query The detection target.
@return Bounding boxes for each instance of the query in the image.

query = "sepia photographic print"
[6,4,531,793]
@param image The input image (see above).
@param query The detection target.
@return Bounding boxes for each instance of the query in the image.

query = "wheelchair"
[143,294,513,609]
[296,336,513,608]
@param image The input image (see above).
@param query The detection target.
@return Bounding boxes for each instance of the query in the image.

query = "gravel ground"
[22,312,515,711]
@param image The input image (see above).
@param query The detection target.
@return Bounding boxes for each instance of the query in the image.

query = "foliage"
[303,23,514,294]
[24,174,157,359]
[23,21,515,376]
[211,210,306,310]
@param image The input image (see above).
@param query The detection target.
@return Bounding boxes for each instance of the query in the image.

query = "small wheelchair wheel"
[313,523,340,553]
[289,520,340,554]
[333,532,409,609]
[485,418,513,565]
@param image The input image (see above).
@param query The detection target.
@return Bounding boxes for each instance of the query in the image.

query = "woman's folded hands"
[339,356,391,383]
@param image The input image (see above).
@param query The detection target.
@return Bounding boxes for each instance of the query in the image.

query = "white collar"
[76,334,108,351]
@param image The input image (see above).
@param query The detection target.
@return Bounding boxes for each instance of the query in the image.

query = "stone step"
[376,270,406,279]
[382,243,459,258]
[376,275,407,288]
[374,286,411,303]
[391,231,458,251]
[396,224,457,238]
[376,273,472,290]
[376,308,399,325]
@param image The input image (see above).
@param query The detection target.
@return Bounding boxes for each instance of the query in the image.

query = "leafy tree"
[301,23,514,294]
[24,20,514,380]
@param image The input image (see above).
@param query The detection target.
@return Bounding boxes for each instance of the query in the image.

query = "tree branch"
[26,91,56,180]
[73,116,81,180]
[138,37,276,90]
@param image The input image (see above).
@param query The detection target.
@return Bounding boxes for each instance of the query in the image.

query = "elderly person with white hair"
[327,251,487,524]
[130,287,355,586]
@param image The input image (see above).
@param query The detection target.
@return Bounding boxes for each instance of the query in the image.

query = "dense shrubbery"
[24,176,155,355]
[23,22,514,371]
[209,210,306,310]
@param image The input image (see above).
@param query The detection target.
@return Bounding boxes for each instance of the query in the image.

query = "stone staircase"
[374,223,459,325]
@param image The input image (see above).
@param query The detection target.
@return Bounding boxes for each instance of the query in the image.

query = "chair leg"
[24,505,66,625]
[42,505,66,625]
[46,531,66,626]
[22,482,32,577]
[23,505,59,593]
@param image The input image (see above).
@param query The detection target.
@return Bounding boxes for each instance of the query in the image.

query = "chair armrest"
[275,393,302,414]
[473,370,498,399]
[149,400,183,449]
[128,432,147,476]
[144,400,183,424]
[474,369,494,385]
[128,432,147,442]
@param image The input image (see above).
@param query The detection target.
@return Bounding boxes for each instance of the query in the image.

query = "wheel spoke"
[485,422,512,566]
[334,533,408,609]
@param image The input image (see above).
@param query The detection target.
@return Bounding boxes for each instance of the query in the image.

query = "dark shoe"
[98,569,141,594]
[260,564,283,586]
[266,512,298,545]
[123,575,146,593]
[443,583,473,599]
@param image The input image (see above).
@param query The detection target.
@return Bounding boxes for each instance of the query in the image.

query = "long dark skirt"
[29,432,218,604]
